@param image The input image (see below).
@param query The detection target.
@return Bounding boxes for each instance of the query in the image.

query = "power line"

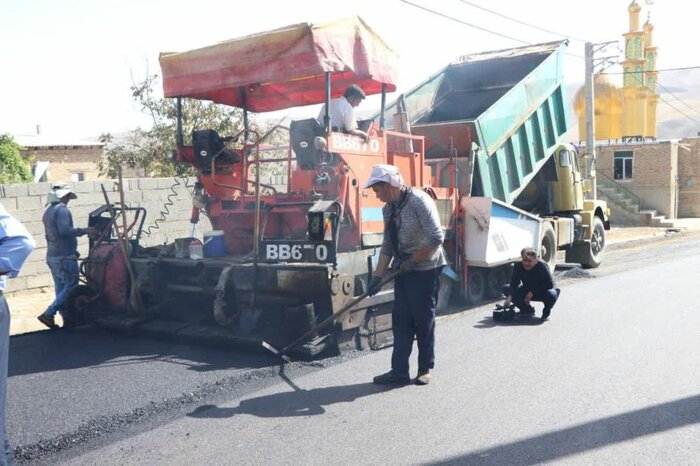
[400,0,530,45]
[403,0,700,126]
[656,82,700,118]
[400,0,586,59]
[602,65,700,74]
[457,0,589,43]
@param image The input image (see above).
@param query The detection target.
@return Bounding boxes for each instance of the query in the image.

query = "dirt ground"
[6,223,698,336]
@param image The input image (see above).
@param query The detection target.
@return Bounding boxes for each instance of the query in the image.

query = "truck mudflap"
[83,257,394,357]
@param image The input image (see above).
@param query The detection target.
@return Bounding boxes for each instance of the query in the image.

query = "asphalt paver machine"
[70,17,444,357]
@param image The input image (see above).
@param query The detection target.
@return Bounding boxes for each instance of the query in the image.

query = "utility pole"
[584,41,618,200]
[584,42,596,200]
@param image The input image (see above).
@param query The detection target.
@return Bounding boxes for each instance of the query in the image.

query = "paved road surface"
[9,232,700,464]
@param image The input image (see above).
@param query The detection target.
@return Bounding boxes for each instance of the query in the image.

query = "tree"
[100,74,288,178]
[0,134,33,184]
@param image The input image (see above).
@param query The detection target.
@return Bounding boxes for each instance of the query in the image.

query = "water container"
[189,242,203,260]
[203,230,226,258]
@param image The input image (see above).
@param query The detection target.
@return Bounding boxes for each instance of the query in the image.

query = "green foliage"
[0,134,33,184]
[100,74,289,179]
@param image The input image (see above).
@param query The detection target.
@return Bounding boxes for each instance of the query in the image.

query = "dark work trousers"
[504,284,560,311]
[391,267,442,377]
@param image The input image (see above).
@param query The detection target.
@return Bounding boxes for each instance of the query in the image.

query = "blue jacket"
[42,203,87,258]
[0,203,36,291]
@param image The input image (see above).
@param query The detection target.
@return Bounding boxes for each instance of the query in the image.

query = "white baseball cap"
[48,183,77,203]
[364,164,404,189]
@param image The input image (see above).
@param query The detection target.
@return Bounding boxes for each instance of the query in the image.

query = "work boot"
[517,305,535,317]
[541,307,551,321]
[373,371,410,385]
[415,370,432,386]
[37,314,59,330]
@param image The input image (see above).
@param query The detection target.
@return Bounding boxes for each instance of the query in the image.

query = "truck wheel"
[486,266,507,299]
[581,216,605,269]
[63,285,98,328]
[465,268,486,305]
[540,223,557,272]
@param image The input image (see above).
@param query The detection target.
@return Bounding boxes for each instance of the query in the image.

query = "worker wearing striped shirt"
[365,164,446,386]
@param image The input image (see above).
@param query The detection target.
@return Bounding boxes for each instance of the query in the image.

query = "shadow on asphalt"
[8,327,275,377]
[429,394,700,465]
[187,365,402,418]
[188,382,394,418]
[473,316,546,328]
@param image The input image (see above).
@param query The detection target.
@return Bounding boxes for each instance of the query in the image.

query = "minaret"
[621,0,648,139]
[644,16,659,139]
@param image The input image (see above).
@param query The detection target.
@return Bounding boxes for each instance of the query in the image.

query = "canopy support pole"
[380,83,387,130]
[176,97,184,148]
[323,72,331,133]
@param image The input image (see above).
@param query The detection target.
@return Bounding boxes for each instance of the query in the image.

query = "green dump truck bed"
[384,41,570,204]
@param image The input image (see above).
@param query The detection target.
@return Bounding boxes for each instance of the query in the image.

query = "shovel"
[262,271,399,363]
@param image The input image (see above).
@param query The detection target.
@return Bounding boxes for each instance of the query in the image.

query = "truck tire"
[63,285,98,328]
[486,266,508,299]
[581,216,605,269]
[540,223,557,272]
[465,268,486,305]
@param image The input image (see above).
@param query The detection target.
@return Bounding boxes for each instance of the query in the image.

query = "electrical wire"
[402,0,700,127]
[457,0,589,43]
[400,0,530,45]
[142,177,195,236]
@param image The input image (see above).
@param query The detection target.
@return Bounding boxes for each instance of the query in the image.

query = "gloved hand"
[399,259,416,274]
[367,276,383,296]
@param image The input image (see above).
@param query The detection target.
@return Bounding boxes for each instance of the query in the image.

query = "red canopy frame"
[159,16,398,112]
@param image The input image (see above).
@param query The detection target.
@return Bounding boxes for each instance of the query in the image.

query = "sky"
[1,0,696,140]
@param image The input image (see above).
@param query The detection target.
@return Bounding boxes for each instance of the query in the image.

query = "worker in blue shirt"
[0,201,36,465]
[37,183,95,330]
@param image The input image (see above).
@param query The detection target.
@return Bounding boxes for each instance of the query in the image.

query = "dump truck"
[65,20,607,356]
[378,40,610,304]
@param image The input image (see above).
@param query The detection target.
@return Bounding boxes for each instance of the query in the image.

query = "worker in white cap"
[37,183,95,329]
[364,164,446,386]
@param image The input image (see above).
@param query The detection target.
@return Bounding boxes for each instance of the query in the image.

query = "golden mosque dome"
[628,1,641,13]
[573,74,622,115]
[644,19,654,31]
[574,74,623,140]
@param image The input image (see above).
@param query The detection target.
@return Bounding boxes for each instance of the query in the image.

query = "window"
[31,164,47,182]
[614,151,633,180]
[559,149,572,167]
[71,172,85,182]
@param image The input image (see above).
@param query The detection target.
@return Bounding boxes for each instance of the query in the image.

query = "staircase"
[596,174,675,227]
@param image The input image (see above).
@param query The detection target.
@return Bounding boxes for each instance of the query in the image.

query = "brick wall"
[597,141,678,217]
[21,146,103,181]
[0,177,212,296]
[678,137,700,217]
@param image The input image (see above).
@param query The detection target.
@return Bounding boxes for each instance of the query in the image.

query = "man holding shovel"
[365,165,446,386]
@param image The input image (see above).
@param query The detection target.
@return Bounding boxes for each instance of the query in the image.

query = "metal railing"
[596,171,642,210]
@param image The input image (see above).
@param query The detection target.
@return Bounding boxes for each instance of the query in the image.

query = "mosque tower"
[621,0,648,139]
[643,16,659,139]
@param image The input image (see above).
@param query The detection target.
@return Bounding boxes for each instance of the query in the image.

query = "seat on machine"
[290,118,326,170]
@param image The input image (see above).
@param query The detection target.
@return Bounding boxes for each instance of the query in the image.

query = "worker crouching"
[365,164,446,386]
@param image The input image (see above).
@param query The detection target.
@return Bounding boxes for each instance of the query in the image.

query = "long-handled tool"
[262,271,399,362]
[100,182,144,313]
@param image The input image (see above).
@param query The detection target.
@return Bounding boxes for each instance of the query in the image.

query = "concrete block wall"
[597,141,678,218]
[0,177,212,296]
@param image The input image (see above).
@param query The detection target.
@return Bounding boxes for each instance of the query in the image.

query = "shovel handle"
[278,270,399,355]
